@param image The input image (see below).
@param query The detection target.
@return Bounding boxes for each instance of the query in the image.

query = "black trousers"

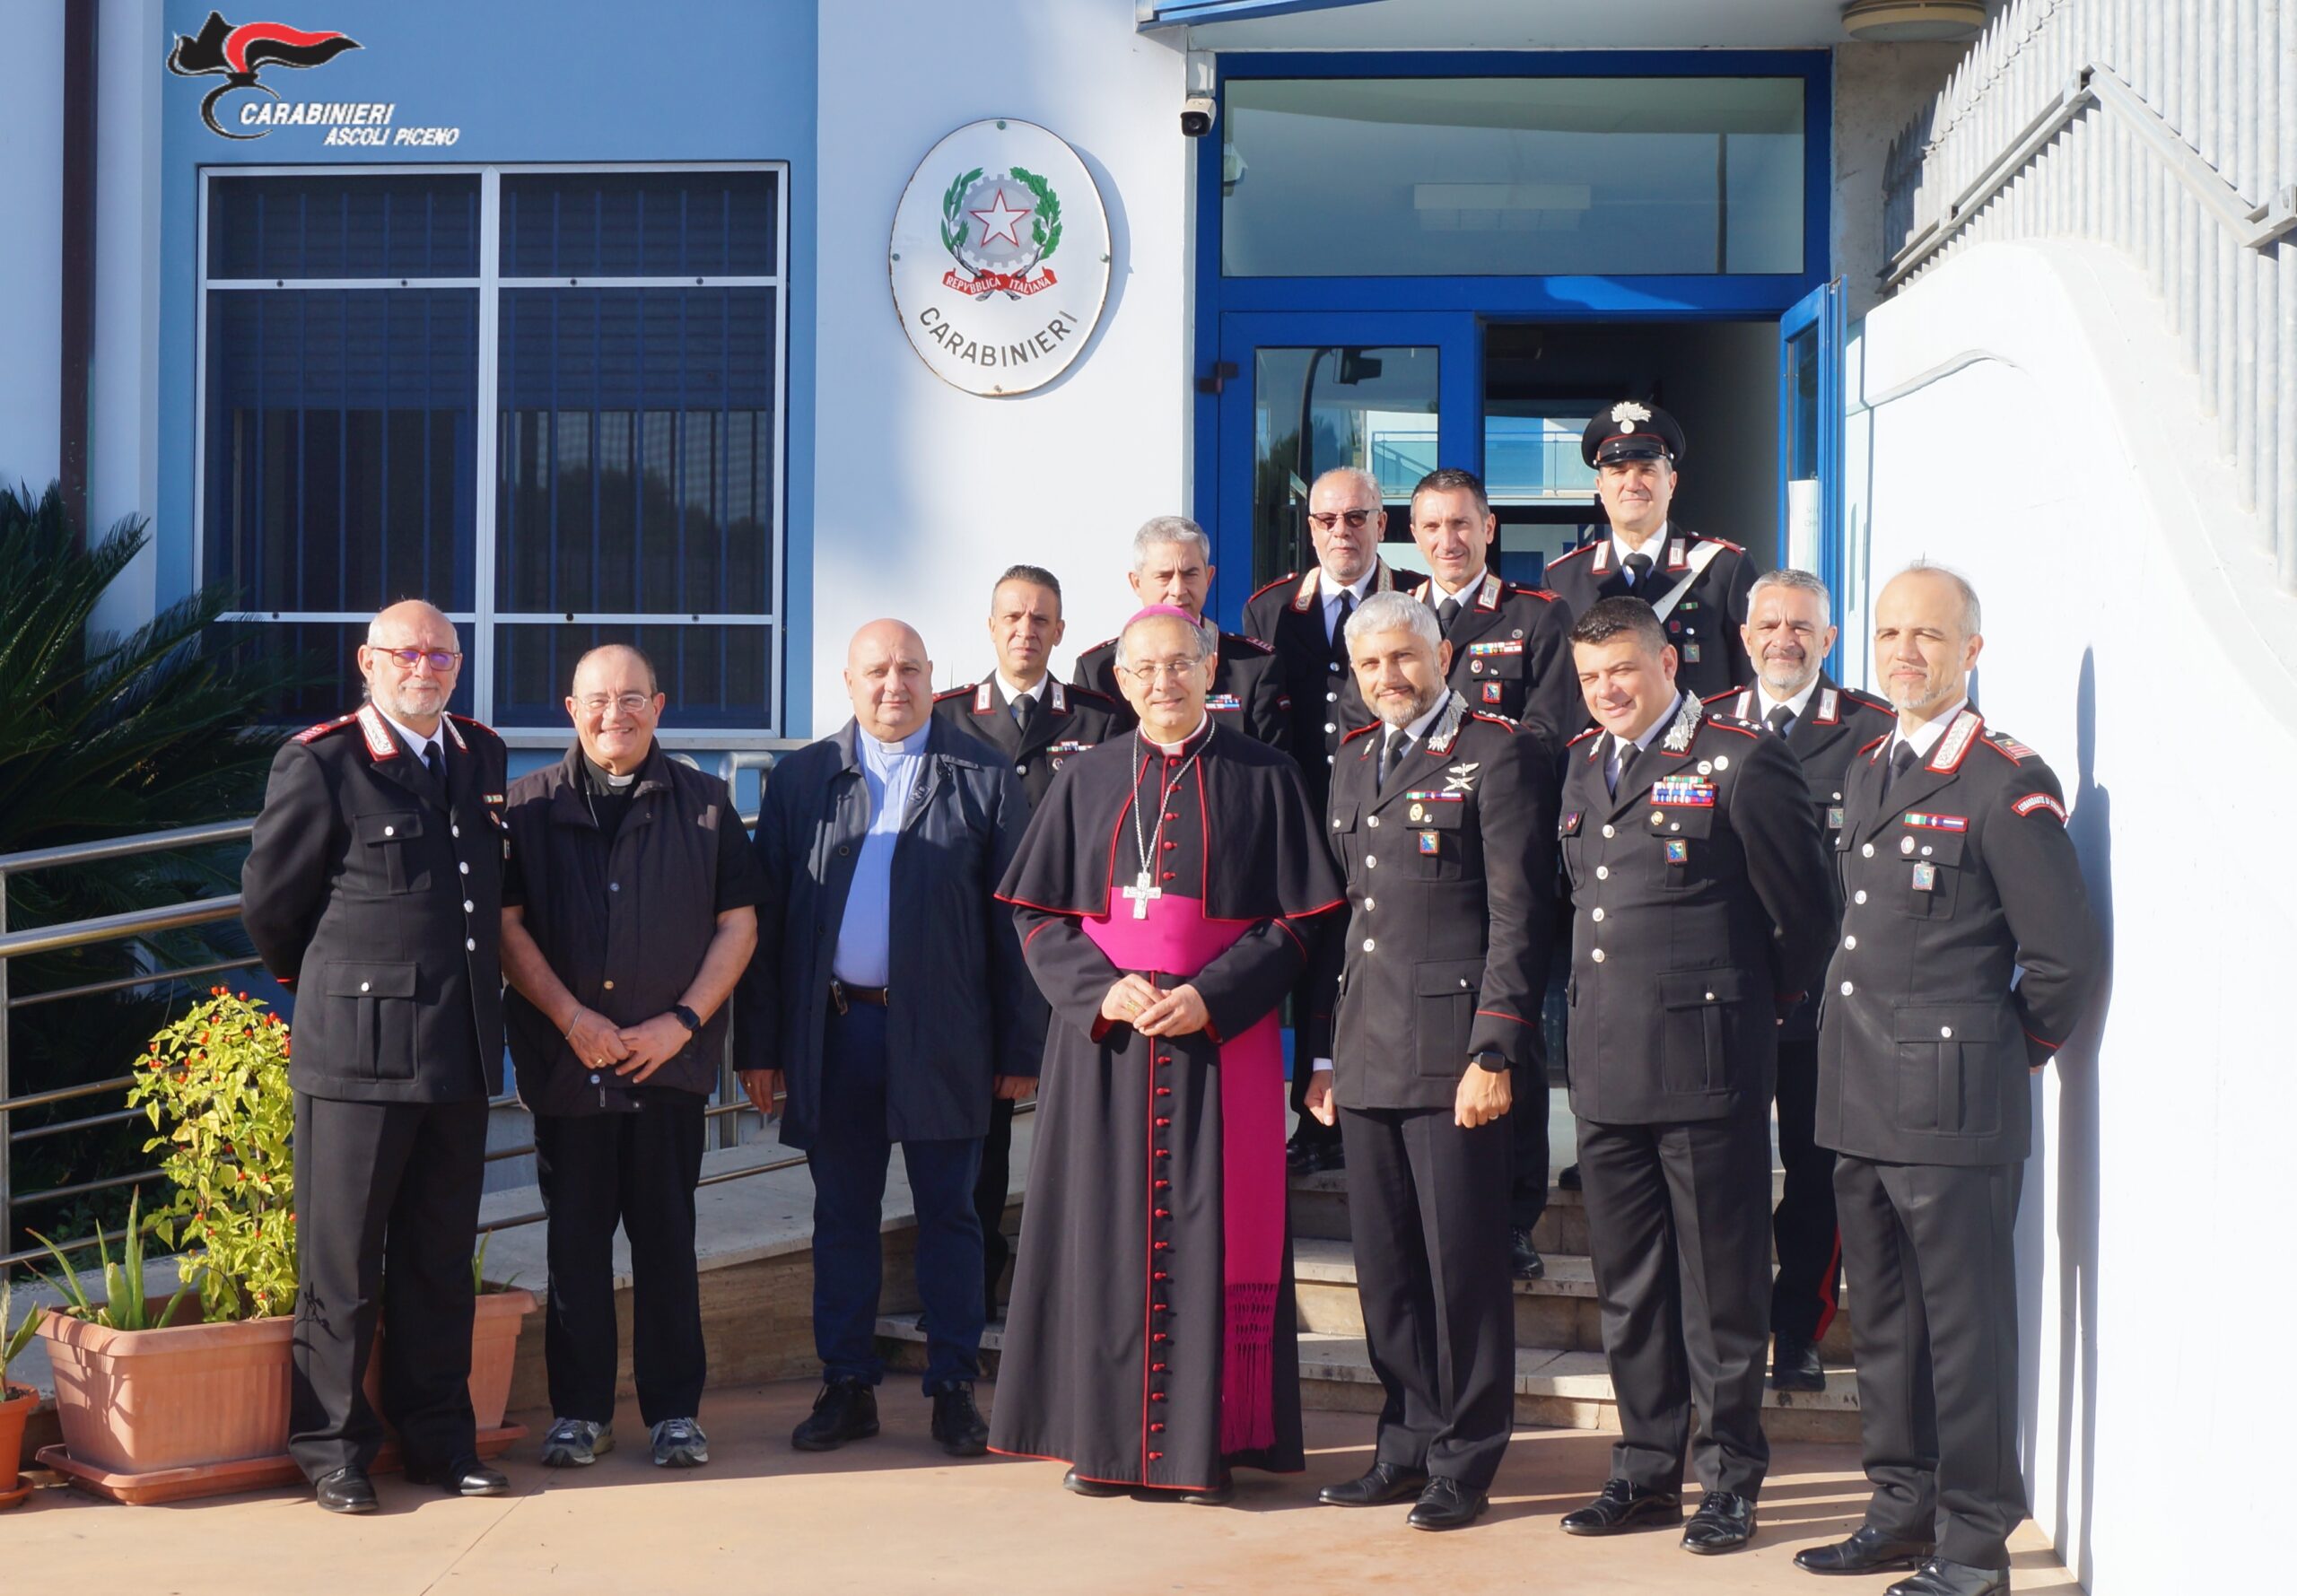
[1508,1052,1551,1231]
[1771,1039,1842,1344]
[289,1093,488,1482]
[1834,1155,2025,1570]
[974,1095,1017,1313]
[1338,1103,1516,1490]
[1576,1109,1772,1499]
[533,1095,708,1428]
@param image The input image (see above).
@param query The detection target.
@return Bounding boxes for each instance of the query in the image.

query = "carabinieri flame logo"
[167,11,361,140]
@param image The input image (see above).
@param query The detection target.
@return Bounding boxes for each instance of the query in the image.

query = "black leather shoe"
[1795,1524,1937,1575]
[930,1383,990,1457]
[1174,1471,1235,1505]
[1772,1335,1827,1391]
[1558,1163,1582,1190]
[1884,1558,2010,1596]
[313,1465,377,1514]
[1509,1228,1546,1280]
[1318,1460,1429,1507]
[404,1455,509,1497]
[1407,1475,1488,1531]
[790,1378,879,1452]
[1063,1467,1129,1497]
[1681,1490,1756,1554]
[1560,1477,1682,1535]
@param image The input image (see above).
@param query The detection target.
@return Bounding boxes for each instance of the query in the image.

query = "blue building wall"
[155,0,819,752]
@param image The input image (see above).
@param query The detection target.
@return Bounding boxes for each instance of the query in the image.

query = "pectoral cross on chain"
[1122,871,1163,919]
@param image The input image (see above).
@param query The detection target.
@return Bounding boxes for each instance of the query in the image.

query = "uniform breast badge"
[1419,831,1440,855]
[1912,861,1938,891]
[1664,840,1690,864]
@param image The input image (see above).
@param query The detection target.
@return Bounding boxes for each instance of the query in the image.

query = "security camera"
[1181,95,1217,138]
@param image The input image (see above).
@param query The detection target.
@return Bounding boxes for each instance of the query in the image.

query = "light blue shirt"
[832,721,931,987]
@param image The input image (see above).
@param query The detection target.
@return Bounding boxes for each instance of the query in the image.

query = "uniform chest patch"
[1559,810,1583,836]
[1466,640,1524,658]
[1901,811,1967,832]
[1648,777,1716,807]
[1664,839,1690,864]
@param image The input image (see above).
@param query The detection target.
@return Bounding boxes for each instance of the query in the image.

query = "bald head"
[567,643,663,774]
[359,599,461,735]
[1873,563,1985,727]
[844,618,933,741]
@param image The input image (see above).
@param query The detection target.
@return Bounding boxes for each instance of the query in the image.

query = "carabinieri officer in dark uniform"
[1072,515,1288,749]
[1544,402,1757,711]
[1714,567,1895,1396]
[1298,590,1559,1534]
[932,563,1122,1314]
[1798,565,2099,1596]
[1553,597,1833,1557]
[240,600,511,1514]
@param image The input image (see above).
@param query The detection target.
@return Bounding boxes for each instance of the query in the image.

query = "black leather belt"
[830,980,889,1013]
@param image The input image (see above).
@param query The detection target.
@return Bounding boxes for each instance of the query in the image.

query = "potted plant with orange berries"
[30,987,300,1500]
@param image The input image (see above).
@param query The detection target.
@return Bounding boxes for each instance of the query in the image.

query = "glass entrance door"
[1210,311,1480,622]
[1778,277,1846,668]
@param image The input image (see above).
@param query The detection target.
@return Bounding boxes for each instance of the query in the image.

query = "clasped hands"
[1302,1060,1513,1131]
[1100,973,1210,1036]
[564,1006,689,1085]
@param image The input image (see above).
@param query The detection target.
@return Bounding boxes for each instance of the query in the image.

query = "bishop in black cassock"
[990,606,1344,1500]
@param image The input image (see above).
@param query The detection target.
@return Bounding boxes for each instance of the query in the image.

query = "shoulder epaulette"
[933,684,976,702]
[1222,631,1276,654]
[293,711,361,745]
[1546,543,1595,570]
[1466,710,1519,730]
[1858,732,1890,760]
[1502,582,1560,603]
[1247,571,1297,602]
[1700,687,1742,705]
[1842,686,1893,715]
[1567,725,1603,748]
[1065,683,1121,707]
[1340,720,1382,746]
[1085,636,1118,655]
[1982,728,2041,763]
[1699,535,1748,554]
[1703,716,1761,740]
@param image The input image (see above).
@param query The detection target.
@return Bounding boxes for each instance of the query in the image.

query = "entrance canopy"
[1141,0,1865,49]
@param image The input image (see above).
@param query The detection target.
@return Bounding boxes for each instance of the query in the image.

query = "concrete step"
[1290,1235,1856,1365]
[1295,1331,1863,1443]
[876,1316,1860,1444]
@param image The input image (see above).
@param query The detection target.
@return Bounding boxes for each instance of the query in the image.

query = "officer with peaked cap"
[1544,401,1758,712]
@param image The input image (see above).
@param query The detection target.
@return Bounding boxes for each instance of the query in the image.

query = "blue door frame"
[1777,277,1847,672]
[1192,49,1833,629]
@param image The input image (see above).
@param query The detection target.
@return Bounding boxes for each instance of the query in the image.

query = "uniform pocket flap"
[1327,800,1358,835]
[1414,958,1485,997]
[1399,797,1466,828]
[1893,820,1966,864]
[357,812,424,844]
[1891,1004,2005,1042]
[1657,968,1755,1009]
[326,961,418,999]
[1645,802,1715,839]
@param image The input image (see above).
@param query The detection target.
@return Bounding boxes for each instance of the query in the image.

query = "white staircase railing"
[1882,0,2297,587]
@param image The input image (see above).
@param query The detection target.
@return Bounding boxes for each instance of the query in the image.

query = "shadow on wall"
[2016,645,2111,1590]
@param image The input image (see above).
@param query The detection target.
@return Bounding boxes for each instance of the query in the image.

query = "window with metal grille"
[200,165,787,740]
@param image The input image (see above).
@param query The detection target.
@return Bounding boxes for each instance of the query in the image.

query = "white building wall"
[1850,238,2297,1596]
[811,2,1190,728]
[0,2,66,494]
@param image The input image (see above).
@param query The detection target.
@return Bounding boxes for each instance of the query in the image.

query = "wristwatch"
[1468,1051,1508,1074]
[670,1003,703,1034]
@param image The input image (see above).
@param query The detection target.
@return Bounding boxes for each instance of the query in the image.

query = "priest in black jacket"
[1298,590,1559,1532]
[991,606,1344,1504]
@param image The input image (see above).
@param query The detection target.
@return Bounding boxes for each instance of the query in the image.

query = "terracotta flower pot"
[2,1382,39,1499]
[36,1308,293,1475]
[361,1286,537,1434]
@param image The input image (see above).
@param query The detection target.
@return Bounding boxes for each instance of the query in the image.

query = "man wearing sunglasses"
[243,599,511,1513]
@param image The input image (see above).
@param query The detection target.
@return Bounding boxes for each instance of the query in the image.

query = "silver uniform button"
[1323,722,1335,734]
[1862,843,1875,858]
[590,1073,601,1084]
[1705,991,1716,1001]
[1017,764,1028,776]
[459,861,470,875]
[1844,935,1857,949]
[1595,865,1609,880]
[1839,980,1855,996]
[1361,938,1375,952]
[1591,948,1606,964]
[382,825,395,837]
[1592,907,1605,922]
[1601,824,1615,839]
[1900,836,1917,855]
[1332,816,1343,829]
[1941,1025,1954,1038]
[466,938,477,951]
[1366,856,1376,868]
[359,981,371,993]
[1367,816,1380,828]
[1854,890,1867,904]
[451,824,459,837]
[609,882,620,892]
[1325,691,1337,702]
[463,900,475,912]
[1363,898,1375,911]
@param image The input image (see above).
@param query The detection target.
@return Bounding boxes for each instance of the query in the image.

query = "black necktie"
[424,741,448,800]
[1768,703,1795,738]
[1330,589,1355,664]
[1606,735,1638,797]
[1437,596,1462,632]
[1883,739,1918,794]
[1013,691,1041,736]
[1624,552,1653,589]
[1378,731,1409,791]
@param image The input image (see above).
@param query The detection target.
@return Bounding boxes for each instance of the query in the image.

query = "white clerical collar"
[865,721,932,760]
[373,706,444,762]
[1428,564,1487,600]
[1611,520,1672,569]
[1759,675,1822,723]
[999,672,1049,704]
[1141,717,1211,756]
[1892,697,1969,761]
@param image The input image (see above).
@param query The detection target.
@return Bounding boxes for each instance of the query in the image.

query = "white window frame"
[196,161,790,747]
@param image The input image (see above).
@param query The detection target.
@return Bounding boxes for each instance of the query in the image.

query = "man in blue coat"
[736,618,1038,1459]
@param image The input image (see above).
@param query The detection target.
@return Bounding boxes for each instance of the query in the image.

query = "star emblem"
[970,187,1035,248]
